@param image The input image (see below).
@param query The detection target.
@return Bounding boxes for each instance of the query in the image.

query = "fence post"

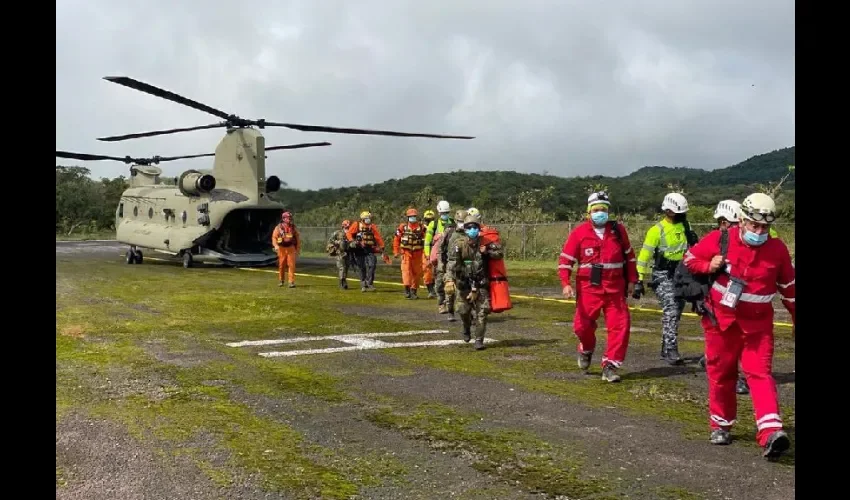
[521,223,527,260]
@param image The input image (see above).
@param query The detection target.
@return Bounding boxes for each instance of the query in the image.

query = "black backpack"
[672,228,729,304]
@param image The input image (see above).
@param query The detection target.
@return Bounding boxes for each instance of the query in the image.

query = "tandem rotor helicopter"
[57,76,474,268]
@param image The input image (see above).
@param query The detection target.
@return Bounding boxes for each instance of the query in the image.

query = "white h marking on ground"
[226,329,497,357]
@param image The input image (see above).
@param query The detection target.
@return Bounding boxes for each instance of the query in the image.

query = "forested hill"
[277,146,795,219]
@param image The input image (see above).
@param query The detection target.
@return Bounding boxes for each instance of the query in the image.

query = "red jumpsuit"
[683,227,796,446]
[558,221,638,368]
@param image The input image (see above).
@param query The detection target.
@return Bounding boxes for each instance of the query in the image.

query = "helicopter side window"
[148,208,154,219]
[133,206,139,217]
[118,203,124,218]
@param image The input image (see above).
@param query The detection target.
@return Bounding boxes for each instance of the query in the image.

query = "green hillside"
[276,146,795,222]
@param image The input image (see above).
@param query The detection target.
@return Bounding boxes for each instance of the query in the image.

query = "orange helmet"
[341,219,351,229]
[405,208,418,217]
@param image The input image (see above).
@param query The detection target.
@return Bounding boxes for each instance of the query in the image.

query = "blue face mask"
[590,212,609,226]
[743,230,768,246]
[408,216,417,223]
[466,227,480,239]
[440,214,449,221]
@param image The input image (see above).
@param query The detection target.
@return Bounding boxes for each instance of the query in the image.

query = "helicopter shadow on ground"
[486,338,561,349]
[625,357,706,381]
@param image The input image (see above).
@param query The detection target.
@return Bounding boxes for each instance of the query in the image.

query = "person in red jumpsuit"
[558,191,639,382]
[683,192,795,459]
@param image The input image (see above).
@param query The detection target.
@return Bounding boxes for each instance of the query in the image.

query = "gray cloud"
[56,0,795,189]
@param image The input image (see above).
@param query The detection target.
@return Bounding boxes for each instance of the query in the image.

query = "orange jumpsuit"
[422,253,434,284]
[393,222,426,291]
[272,222,301,284]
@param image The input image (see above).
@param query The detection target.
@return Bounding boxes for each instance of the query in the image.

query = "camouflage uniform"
[326,229,351,289]
[437,226,461,318]
[651,268,686,355]
[444,224,504,349]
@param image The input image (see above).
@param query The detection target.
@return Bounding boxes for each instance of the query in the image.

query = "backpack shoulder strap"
[719,228,729,258]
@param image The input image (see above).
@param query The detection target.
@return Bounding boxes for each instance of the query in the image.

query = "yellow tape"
[141,256,795,328]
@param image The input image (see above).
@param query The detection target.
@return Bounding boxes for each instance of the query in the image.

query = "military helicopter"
[63,76,474,269]
[56,143,331,268]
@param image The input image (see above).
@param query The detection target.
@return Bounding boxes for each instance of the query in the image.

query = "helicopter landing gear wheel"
[134,249,143,264]
[182,252,194,269]
[125,250,135,264]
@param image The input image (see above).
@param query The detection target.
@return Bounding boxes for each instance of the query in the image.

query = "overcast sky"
[56,0,794,190]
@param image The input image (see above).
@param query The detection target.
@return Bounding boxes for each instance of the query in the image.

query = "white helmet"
[587,191,611,208]
[713,200,741,223]
[740,193,777,223]
[661,193,689,214]
[436,200,451,213]
[466,207,480,219]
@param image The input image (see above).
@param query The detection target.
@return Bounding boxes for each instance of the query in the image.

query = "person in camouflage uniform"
[443,211,504,350]
[326,219,353,289]
[436,209,468,322]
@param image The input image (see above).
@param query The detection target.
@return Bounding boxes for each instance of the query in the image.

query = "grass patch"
[365,401,615,499]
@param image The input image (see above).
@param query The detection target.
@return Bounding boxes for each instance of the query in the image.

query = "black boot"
[763,430,790,459]
[427,283,437,298]
[665,346,683,365]
[736,377,750,395]
[462,327,471,343]
[404,286,411,299]
[474,338,485,350]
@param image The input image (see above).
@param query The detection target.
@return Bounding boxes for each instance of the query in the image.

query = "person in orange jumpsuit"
[272,211,301,288]
[421,210,437,298]
[683,193,795,459]
[558,192,639,383]
[346,211,385,292]
[393,208,427,299]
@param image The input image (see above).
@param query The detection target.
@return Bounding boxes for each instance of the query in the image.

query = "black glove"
[632,281,645,299]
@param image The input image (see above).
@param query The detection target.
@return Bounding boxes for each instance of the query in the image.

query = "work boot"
[410,288,419,299]
[288,282,296,288]
[736,377,750,395]
[762,430,790,459]
[699,355,707,370]
[601,364,621,383]
[361,284,367,292]
[278,281,284,287]
[462,328,471,343]
[404,286,411,299]
[367,284,376,291]
[339,279,348,290]
[578,351,593,371]
[664,346,683,365]
[710,429,732,445]
[438,303,449,314]
[474,338,485,350]
[447,311,456,322]
[427,283,437,298]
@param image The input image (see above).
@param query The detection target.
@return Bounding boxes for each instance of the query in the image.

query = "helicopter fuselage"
[115,128,287,267]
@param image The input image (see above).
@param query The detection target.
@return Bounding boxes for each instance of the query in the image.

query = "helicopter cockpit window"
[118,203,124,218]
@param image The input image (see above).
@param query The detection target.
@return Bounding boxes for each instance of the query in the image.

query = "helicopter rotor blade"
[103,76,232,120]
[263,122,475,140]
[97,123,227,142]
[56,151,134,163]
[265,142,332,151]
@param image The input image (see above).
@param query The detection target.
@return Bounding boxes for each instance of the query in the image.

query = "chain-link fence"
[297,222,796,261]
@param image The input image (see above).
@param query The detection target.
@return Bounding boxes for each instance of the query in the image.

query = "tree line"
[55,146,795,235]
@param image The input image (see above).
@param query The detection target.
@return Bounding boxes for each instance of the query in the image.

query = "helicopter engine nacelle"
[265,175,282,193]
[178,170,217,197]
